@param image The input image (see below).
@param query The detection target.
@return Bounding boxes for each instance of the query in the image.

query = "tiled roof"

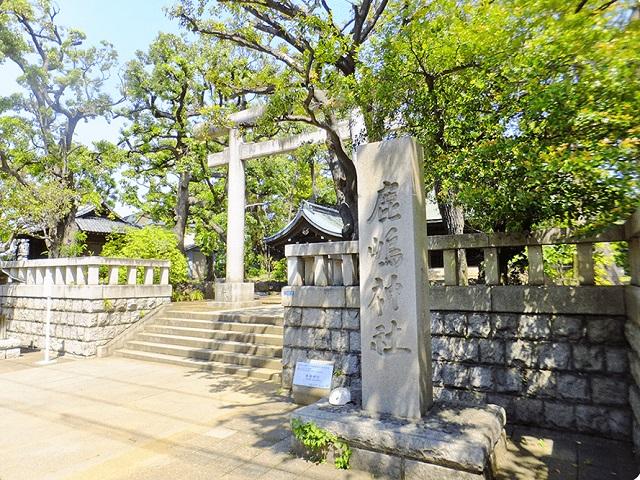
[75,217,132,234]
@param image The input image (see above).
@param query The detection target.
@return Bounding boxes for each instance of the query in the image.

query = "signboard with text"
[293,360,333,389]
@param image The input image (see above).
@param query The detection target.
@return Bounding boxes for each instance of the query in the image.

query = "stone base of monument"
[291,401,506,480]
[213,282,261,307]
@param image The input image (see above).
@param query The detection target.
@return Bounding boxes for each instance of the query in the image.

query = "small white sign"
[293,360,334,389]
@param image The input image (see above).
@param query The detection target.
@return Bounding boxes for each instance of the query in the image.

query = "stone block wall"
[0,286,171,357]
[431,311,629,439]
[282,284,631,439]
[282,306,362,404]
[0,337,20,359]
[625,274,640,448]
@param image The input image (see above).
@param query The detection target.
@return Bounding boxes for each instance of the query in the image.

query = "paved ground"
[0,352,637,480]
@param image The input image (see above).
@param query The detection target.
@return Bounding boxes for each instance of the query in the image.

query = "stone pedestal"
[214,282,260,306]
[291,401,506,479]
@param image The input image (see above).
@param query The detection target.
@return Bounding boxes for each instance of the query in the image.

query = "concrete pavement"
[0,352,636,480]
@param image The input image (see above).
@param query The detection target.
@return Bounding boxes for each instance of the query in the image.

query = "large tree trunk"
[325,136,359,240]
[434,181,468,284]
[48,205,78,258]
[173,171,192,252]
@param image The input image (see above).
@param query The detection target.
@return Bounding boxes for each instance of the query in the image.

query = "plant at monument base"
[291,419,351,470]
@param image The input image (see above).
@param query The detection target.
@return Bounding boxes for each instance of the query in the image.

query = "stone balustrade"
[285,226,628,288]
[285,241,358,287]
[0,257,170,286]
[0,257,172,357]
[429,225,627,286]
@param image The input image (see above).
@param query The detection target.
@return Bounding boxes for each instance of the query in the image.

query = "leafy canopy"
[363,0,639,233]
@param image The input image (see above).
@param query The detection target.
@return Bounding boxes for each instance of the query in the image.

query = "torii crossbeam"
[207,107,351,304]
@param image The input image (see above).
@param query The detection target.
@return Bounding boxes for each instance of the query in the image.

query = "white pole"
[36,283,56,365]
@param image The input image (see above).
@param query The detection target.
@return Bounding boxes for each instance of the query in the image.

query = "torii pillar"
[207,107,350,304]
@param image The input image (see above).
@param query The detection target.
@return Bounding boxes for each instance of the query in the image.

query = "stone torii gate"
[207,107,351,304]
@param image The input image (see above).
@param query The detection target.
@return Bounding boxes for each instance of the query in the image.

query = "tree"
[364,0,639,235]
[120,33,239,253]
[0,0,120,256]
[171,0,391,239]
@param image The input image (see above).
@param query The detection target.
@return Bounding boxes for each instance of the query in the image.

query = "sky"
[1,0,180,145]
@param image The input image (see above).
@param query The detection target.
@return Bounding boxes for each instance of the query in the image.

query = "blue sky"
[1,0,180,145]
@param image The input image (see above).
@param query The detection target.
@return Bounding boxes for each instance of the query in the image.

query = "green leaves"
[365,0,639,234]
[101,226,189,286]
[291,419,351,470]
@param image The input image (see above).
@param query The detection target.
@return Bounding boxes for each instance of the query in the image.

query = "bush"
[173,283,206,302]
[101,227,188,286]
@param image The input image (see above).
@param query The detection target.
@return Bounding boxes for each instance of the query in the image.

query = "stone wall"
[282,284,631,439]
[0,285,171,357]
[282,306,362,404]
[624,235,640,448]
[431,311,628,439]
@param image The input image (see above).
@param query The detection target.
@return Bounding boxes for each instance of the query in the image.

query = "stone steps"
[136,332,282,356]
[155,318,283,335]
[145,324,283,345]
[161,310,283,325]
[117,349,281,381]
[115,303,284,381]
[124,341,282,369]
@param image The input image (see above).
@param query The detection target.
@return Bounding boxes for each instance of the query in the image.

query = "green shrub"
[272,258,287,282]
[173,283,206,302]
[101,227,188,286]
[291,419,351,470]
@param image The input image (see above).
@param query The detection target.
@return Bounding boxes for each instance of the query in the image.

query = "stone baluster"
[54,266,65,285]
[329,257,343,286]
[143,267,154,285]
[35,267,45,285]
[575,243,595,286]
[160,267,170,285]
[43,267,54,285]
[443,249,459,286]
[26,267,36,284]
[7,268,17,283]
[76,266,86,285]
[457,251,469,286]
[287,256,304,286]
[108,266,120,285]
[127,267,137,285]
[483,248,500,285]
[341,254,357,286]
[527,245,545,285]
[303,257,314,286]
[87,265,100,285]
[65,266,77,285]
[313,255,329,287]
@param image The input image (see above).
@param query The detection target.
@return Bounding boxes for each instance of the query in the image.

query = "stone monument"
[357,137,432,419]
[291,137,506,479]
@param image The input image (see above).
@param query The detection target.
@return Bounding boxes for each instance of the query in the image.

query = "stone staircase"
[116,302,284,382]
